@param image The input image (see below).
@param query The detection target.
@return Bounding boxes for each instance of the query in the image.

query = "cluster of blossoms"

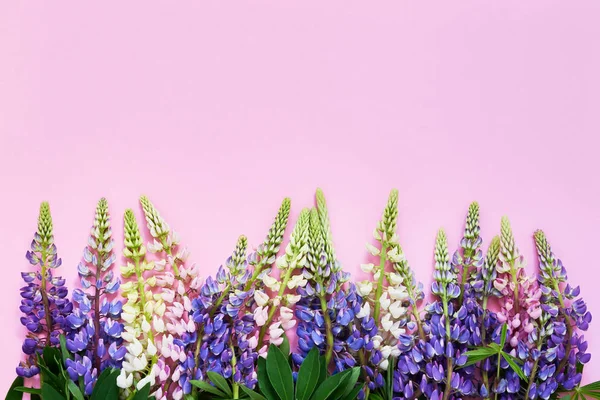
[11,191,597,400]
[18,202,72,378]
[188,236,259,396]
[65,198,125,395]
[293,191,358,375]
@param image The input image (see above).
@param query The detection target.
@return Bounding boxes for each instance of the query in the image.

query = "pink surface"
[1,0,600,393]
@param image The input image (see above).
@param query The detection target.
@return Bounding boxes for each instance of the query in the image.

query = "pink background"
[1,1,599,393]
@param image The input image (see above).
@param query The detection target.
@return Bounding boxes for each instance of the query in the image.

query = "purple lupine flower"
[17,202,73,378]
[520,231,592,399]
[64,198,124,394]
[180,236,258,395]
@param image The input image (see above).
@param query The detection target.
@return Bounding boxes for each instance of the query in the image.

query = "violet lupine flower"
[18,202,73,378]
[294,204,351,367]
[520,231,592,399]
[495,217,543,349]
[452,202,484,306]
[423,229,476,400]
[186,236,258,395]
[139,196,202,400]
[65,198,125,395]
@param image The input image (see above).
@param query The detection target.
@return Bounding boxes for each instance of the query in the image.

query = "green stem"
[373,243,388,322]
[458,250,473,306]
[231,344,239,399]
[442,296,453,400]
[319,293,334,365]
[39,248,54,347]
[244,261,266,292]
[481,297,490,399]
[494,351,501,400]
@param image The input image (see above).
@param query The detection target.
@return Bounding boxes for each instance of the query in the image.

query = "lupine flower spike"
[190,236,258,397]
[294,190,354,377]
[139,196,201,400]
[18,202,72,378]
[245,198,291,292]
[256,208,310,354]
[65,198,124,395]
[117,209,163,398]
[452,202,483,306]
[495,217,542,349]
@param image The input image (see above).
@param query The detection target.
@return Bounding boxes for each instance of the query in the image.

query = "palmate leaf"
[6,376,25,400]
[501,352,526,381]
[41,384,66,400]
[582,381,600,392]
[462,346,498,367]
[90,368,119,400]
[258,357,279,400]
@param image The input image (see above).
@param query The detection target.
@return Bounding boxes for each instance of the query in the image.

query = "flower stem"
[442,296,453,400]
[319,293,334,365]
[494,351,501,400]
[39,248,54,347]
[553,282,573,379]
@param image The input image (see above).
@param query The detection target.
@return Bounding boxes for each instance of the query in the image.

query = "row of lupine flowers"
[16,189,595,399]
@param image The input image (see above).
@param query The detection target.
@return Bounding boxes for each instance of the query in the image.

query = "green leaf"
[132,383,152,400]
[90,368,119,400]
[296,348,321,400]
[332,368,360,400]
[500,324,508,348]
[266,345,294,400]
[207,371,233,397]
[240,385,267,400]
[502,353,526,381]
[59,335,71,364]
[583,381,600,391]
[190,380,226,397]
[43,347,63,374]
[317,356,328,387]
[311,369,352,400]
[67,381,84,400]
[257,357,278,400]
[461,347,498,367]
[340,386,362,400]
[5,377,24,400]
[42,384,66,400]
[368,394,384,400]
[14,387,42,395]
[279,334,291,357]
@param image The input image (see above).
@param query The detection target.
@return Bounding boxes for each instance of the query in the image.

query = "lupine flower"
[452,202,483,306]
[18,202,72,378]
[293,190,351,367]
[138,196,201,400]
[117,209,163,398]
[187,236,259,396]
[415,229,477,400]
[65,198,125,395]
[521,231,592,399]
[495,217,542,349]
[255,208,310,354]
[244,198,291,292]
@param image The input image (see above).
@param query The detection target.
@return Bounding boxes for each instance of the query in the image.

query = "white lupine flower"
[120,263,136,276]
[380,345,392,359]
[121,330,135,342]
[275,255,287,269]
[147,340,157,356]
[120,281,135,293]
[287,274,307,289]
[153,316,165,332]
[379,359,389,370]
[356,301,371,319]
[390,347,401,357]
[366,242,381,256]
[373,229,382,240]
[388,286,408,300]
[171,368,181,382]
[117,371,133,388]
[141,319,151,333]
[379,292,391,311]
[360,263,375,273]
[390,321,404,339]
[137,375,154,390]
[381,313,393,331]
[254,306,268,326]
[389,301,406,319]
[132,354,148,371]
[129,339,143,357]
[372,335,383,349]
[374,271,381,281]
[263,275,279,291]
[286,294,301,305]
[388,272,402,286]
[254,290,269,306]
[357,281,373,296]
